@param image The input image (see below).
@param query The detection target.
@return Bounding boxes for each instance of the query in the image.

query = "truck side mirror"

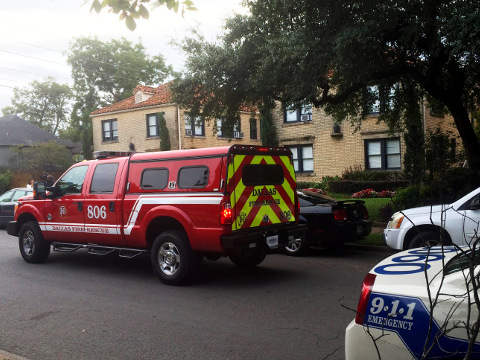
[33,182,46,200]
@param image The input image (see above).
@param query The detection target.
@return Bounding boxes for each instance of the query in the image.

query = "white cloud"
[0,0,245,111]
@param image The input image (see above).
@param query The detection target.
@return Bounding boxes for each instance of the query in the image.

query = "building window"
[216,118,241,138]
[250,118,257,140]
[365,138,401,170]
[284,103,312,123]
[185,114,205,136]
[102,119,118,142]
[287,144,314,173]
[146,113,160,137]
[368,85,396,115]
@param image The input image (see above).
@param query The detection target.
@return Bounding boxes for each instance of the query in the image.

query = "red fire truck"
[7,145,305,285]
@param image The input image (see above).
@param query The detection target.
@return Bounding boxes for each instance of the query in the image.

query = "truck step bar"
[51,242,146,259]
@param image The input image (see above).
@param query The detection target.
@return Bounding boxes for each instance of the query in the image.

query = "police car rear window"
[141,168,169,190]
[178,166,209,188]
[242,164,284,186]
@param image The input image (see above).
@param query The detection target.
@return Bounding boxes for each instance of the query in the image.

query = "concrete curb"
[0,350,28,360]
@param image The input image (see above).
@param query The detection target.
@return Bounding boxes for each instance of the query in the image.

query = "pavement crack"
[30,310,59,321]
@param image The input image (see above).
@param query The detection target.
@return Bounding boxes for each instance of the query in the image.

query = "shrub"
[391,186,426,211]
[378,202,394,222]
[328,180,409,194]
[0,169,13,193]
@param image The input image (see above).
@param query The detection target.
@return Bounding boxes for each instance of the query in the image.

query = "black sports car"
[285,189,372,255]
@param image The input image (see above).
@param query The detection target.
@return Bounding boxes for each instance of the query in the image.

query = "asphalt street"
[0,229,393,360]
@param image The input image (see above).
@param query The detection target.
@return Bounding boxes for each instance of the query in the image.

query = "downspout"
[177,105,182,150]
[422,96,426,136]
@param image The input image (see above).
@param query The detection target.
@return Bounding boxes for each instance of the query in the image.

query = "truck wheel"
[284,234,310,256]
[18,221,50,263]
[151,230,200,285]
[408,230,445,249]
[229,250,266,267]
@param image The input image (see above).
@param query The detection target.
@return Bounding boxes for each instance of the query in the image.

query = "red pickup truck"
[7,145,305,285]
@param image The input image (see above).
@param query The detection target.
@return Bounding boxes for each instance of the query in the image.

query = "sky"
[0,0,246,111]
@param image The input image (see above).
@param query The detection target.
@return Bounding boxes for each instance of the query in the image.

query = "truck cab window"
[57,165,89,195]
[90,163,119,194]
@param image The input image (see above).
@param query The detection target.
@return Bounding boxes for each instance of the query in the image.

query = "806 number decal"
[87,205,107,219]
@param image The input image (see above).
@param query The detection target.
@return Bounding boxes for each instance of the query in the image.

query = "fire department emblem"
[237,212,246,227]
[59,205,67,219]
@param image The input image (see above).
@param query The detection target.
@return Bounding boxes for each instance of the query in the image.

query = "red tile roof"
[91,81,258,116]
[91,83,173,116]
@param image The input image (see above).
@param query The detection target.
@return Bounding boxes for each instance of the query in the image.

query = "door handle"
[109,202,115,212]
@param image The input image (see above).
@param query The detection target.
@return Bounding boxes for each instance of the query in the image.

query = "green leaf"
[125,16,136,31]
[90,0,102,13]
[138,4,149,19]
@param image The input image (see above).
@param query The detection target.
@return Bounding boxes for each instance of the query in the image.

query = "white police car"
[384,187,480,249]
[345,246,480,359]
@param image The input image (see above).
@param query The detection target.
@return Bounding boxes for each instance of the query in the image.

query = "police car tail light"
[334,209,347,221]
[220,202,232,225]
[355,273,376,325]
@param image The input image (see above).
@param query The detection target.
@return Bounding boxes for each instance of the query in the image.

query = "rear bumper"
[6,221,18,236]
[221,223,307,255]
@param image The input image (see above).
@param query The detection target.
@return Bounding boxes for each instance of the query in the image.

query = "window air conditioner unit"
[185,129,192,136]
[301,114,312,121]
[234,131,244,138]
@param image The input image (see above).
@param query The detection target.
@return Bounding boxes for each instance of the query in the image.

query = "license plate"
[357,225,364,235]
[266,235,279,249]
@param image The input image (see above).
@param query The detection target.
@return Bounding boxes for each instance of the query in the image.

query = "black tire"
[283,234,310,256]
[229,250,266,267]
[408,230,445,249]
[151,230,200,285]
[18,221,50,263]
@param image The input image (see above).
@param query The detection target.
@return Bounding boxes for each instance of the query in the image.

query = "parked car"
[284,189,372,255]
[384,187,480,250]
[0,187,33,227]
[345,246,480,359]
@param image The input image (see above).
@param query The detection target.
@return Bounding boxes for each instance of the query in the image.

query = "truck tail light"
[355,273,376,325]
[220,202,232,225]
[334,209,347,221]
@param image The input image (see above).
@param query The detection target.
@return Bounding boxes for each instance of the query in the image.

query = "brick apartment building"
[91,83,461,183]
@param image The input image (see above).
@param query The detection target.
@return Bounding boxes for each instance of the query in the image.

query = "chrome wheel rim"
[285,237,302,252]
[22,230,35,256]
[158,242,180,276]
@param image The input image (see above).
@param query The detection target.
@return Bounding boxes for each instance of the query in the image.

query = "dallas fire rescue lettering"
[252,188,277,196]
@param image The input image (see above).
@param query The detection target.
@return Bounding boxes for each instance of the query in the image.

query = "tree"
[88,0,196,31]
[172,0,480,175]
[67,37,173,159]
[158,112,171,151]
[2,77,72,135]
[10,141,73,174]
